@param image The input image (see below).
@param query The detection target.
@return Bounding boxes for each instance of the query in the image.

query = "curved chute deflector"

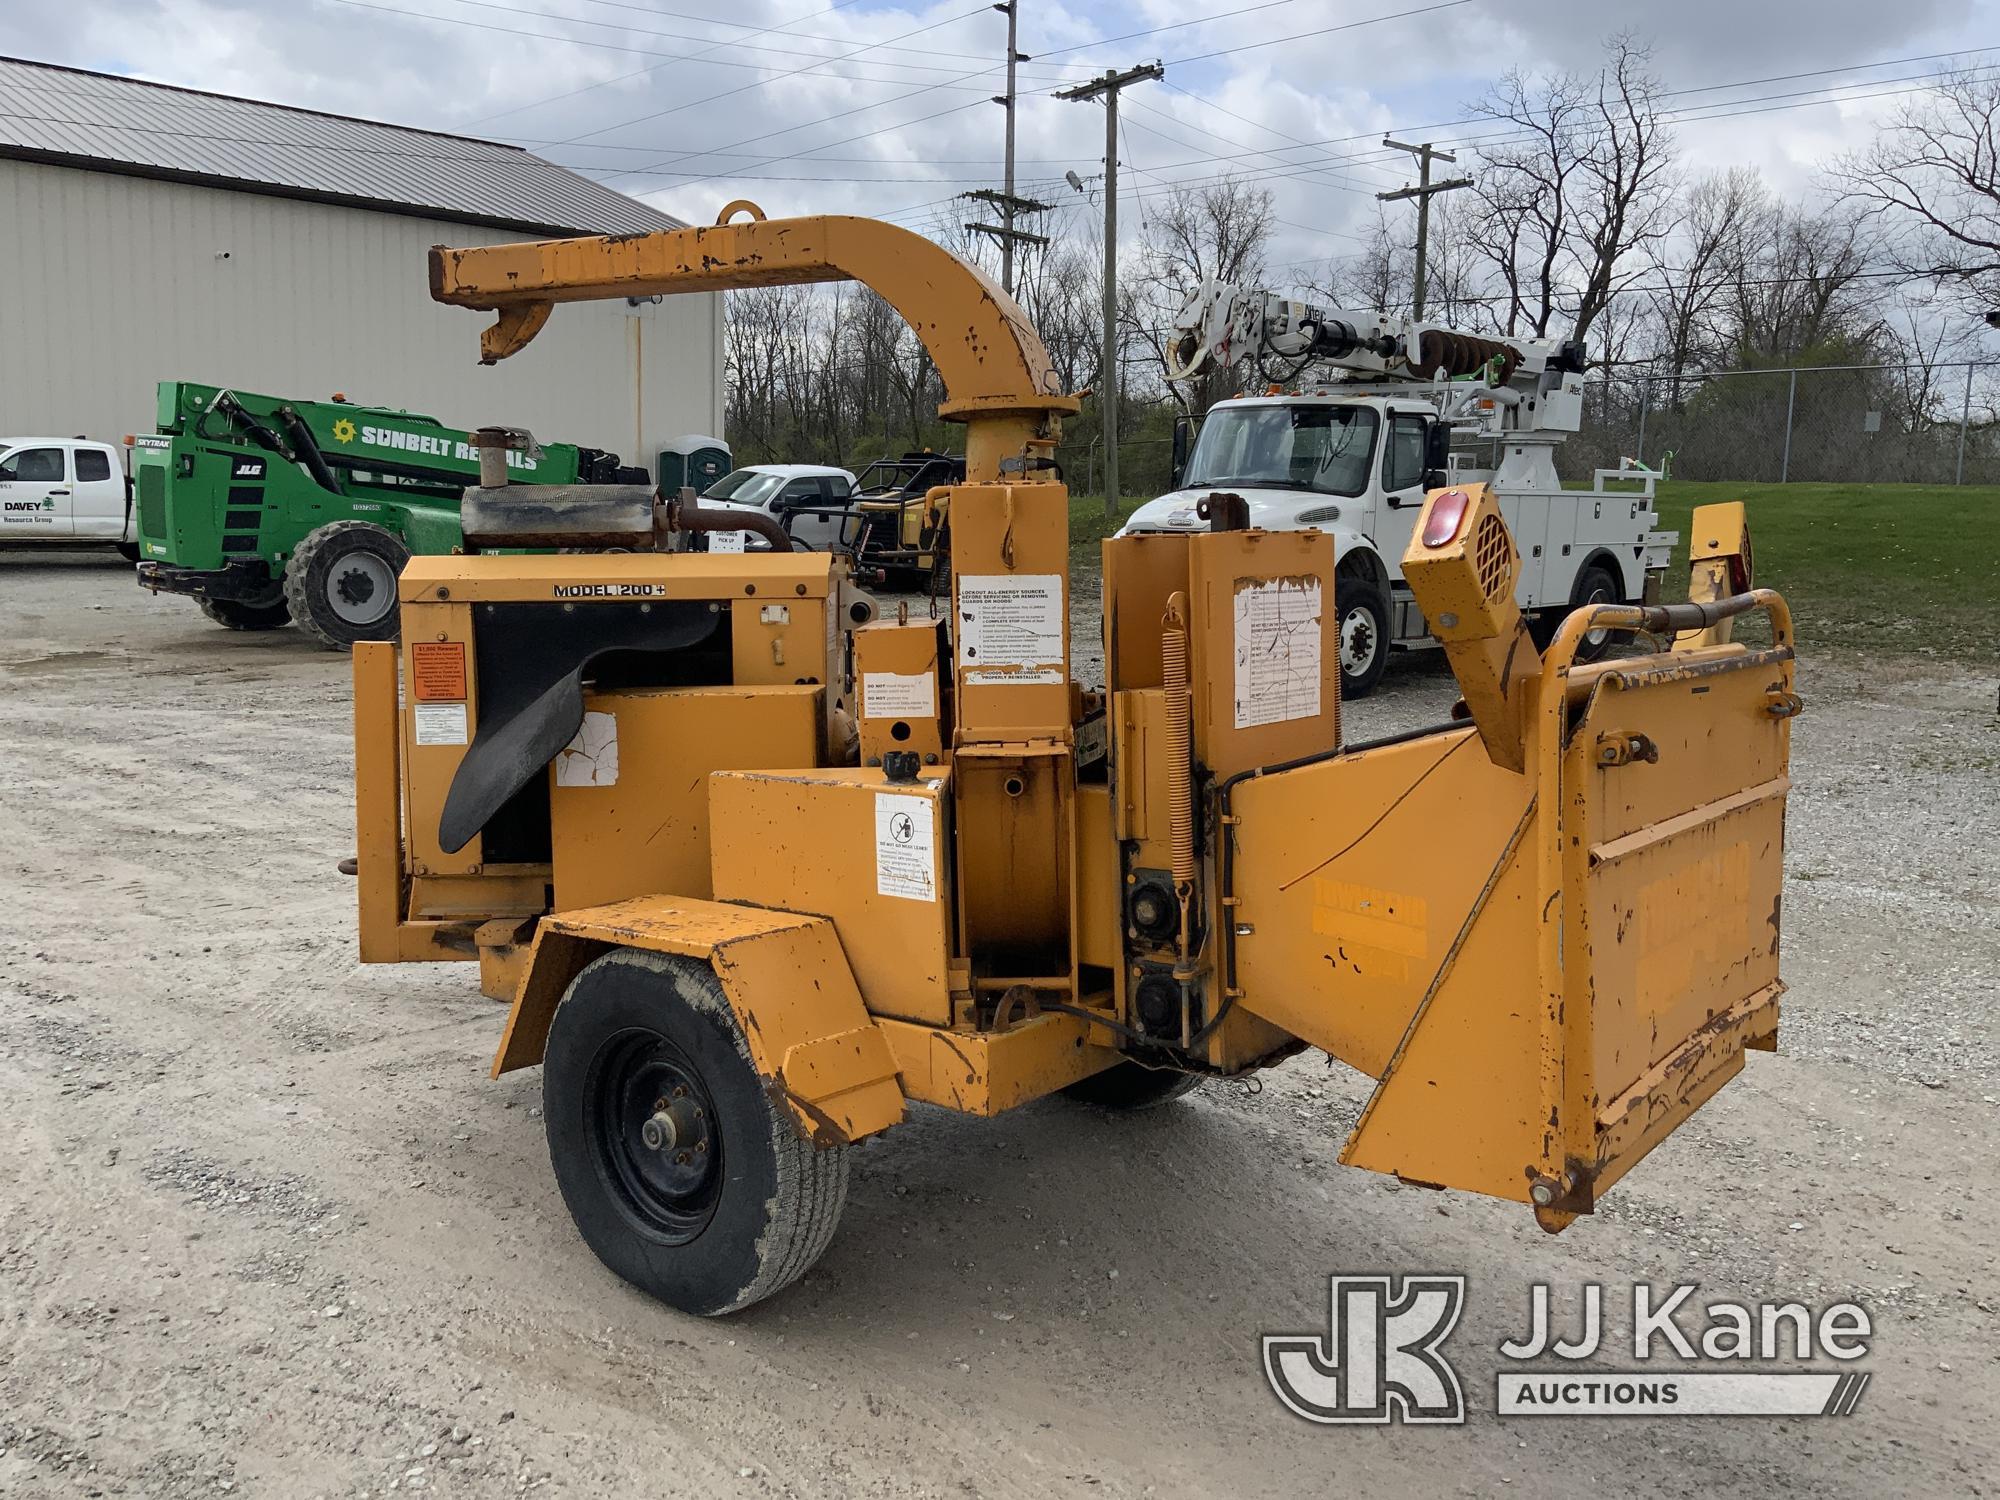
[428,215,1078,448]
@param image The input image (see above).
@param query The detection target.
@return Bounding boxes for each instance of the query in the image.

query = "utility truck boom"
[1123,278,1675,696]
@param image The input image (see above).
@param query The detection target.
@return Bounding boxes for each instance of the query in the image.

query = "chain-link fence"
[1061,360,2000,503]
[1575,361,2000,486]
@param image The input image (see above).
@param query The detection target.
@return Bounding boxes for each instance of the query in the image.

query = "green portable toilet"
[658,435,731,495]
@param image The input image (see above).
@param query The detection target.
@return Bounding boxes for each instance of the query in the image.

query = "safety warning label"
[863,671,936,718]
[957,573,1063,684]
[874,792,936,901]
[1233,577,1322,729]
[412,702,468,746]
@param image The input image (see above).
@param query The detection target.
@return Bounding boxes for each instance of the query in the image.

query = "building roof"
[0,55,680,238]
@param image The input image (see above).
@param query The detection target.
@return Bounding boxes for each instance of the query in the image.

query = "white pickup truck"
[0,437,139,560]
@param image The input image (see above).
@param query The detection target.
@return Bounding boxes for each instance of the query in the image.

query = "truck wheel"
[1336,574,1392,699]
[542,950,850,1317]
[283,522,411,650]
[1062,1061,1202,1110]
[197,593,291,631]
[1568,563,1626,664]
[116,542,141,563]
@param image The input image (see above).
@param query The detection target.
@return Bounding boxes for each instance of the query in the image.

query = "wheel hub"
[325,553,396,625]
[1341,606,1378,673]
[593,1032,722,1242]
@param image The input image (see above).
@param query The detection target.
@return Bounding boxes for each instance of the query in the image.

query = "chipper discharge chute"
[347,205,1801,1313]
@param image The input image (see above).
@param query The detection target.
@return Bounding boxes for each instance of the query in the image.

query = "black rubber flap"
[437,600,721,854]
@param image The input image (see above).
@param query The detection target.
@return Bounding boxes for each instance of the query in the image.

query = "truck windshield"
[1183,405,1378,496]
[705,470,787,507]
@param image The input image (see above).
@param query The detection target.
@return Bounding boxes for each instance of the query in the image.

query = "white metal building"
[0,57,722,475]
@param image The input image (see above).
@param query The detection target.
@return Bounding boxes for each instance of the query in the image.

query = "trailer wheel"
[1062,1061,1202,1110]
[283,521,411,650]
[197,592,291,631]
[542,949,850,1317]
[1568,563,1626,664]
[1336,574,1392,699]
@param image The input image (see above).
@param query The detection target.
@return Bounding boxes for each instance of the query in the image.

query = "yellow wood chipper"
[349,206,1800,1315]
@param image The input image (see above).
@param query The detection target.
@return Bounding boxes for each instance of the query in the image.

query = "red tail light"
[1422,488,1471,547]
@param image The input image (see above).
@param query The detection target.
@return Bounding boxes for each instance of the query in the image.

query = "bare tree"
[1834,69,2000,313]
[1645,168,1763,380]
[1471,35,1679,353]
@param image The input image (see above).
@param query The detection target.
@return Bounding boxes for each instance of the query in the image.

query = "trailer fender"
[491,896,904,1146]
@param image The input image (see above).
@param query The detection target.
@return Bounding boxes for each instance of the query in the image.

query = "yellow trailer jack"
[348,207,1798,1313]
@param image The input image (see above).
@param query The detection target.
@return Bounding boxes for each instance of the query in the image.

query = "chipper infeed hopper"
[347,205,1800,1313]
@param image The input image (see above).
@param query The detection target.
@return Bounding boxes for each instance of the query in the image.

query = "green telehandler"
[131,381,649,648]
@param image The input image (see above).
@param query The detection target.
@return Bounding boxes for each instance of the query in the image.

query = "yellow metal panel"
[1228,726,1530,1077]
[874,1013,1119,1114]
[1186,529,1340,781]
[493,896,905,1143]
[352,641,406,963]
[709,768,955,1026]
[1075,783,1120,971]
[398,597,483,876]
[398,550,834,604]
[853,620,947,767]
[730,596,834,690]
[1101,531,1192,692]
[948,483,1072,740]
[549,684,823,911]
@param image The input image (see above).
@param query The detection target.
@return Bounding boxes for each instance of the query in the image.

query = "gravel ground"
[1,550,1995,1498]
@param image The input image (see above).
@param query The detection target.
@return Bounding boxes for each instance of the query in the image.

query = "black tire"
[115,541,141,563]
[542,950,849,1316]
[1061,1060,1202,1111]
[1567,562,1627,664]
[197,592,291,631]
[1336,572,1393,699]
[282,521,411,651]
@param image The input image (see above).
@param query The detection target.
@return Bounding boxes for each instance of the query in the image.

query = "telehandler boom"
[349,204,1799,1315]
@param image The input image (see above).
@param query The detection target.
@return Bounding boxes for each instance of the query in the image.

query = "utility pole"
[960,2,1050,296]
[1057,60,1162,517]
[1377,138,1473,321]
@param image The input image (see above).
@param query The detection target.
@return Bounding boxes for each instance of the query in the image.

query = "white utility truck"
[1120,281,1674,696]
[0,436,139,560]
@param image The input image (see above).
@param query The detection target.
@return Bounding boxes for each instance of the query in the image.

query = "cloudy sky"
[7,0,1995,276]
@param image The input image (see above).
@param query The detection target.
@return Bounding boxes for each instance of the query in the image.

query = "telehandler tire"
[542,949,850,1317]
[283,521,411,650]
[197,593,291,630]
[1062,1061,1202,1111]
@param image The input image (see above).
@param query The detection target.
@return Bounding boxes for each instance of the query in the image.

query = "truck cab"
[0,437,137,558]
[1122,390,1672,696]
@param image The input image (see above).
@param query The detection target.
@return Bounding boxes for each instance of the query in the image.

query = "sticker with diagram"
[874,792,936,901]
[957,573,1063,684]
[555,711,619,786]
[1233,577,1323,729]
